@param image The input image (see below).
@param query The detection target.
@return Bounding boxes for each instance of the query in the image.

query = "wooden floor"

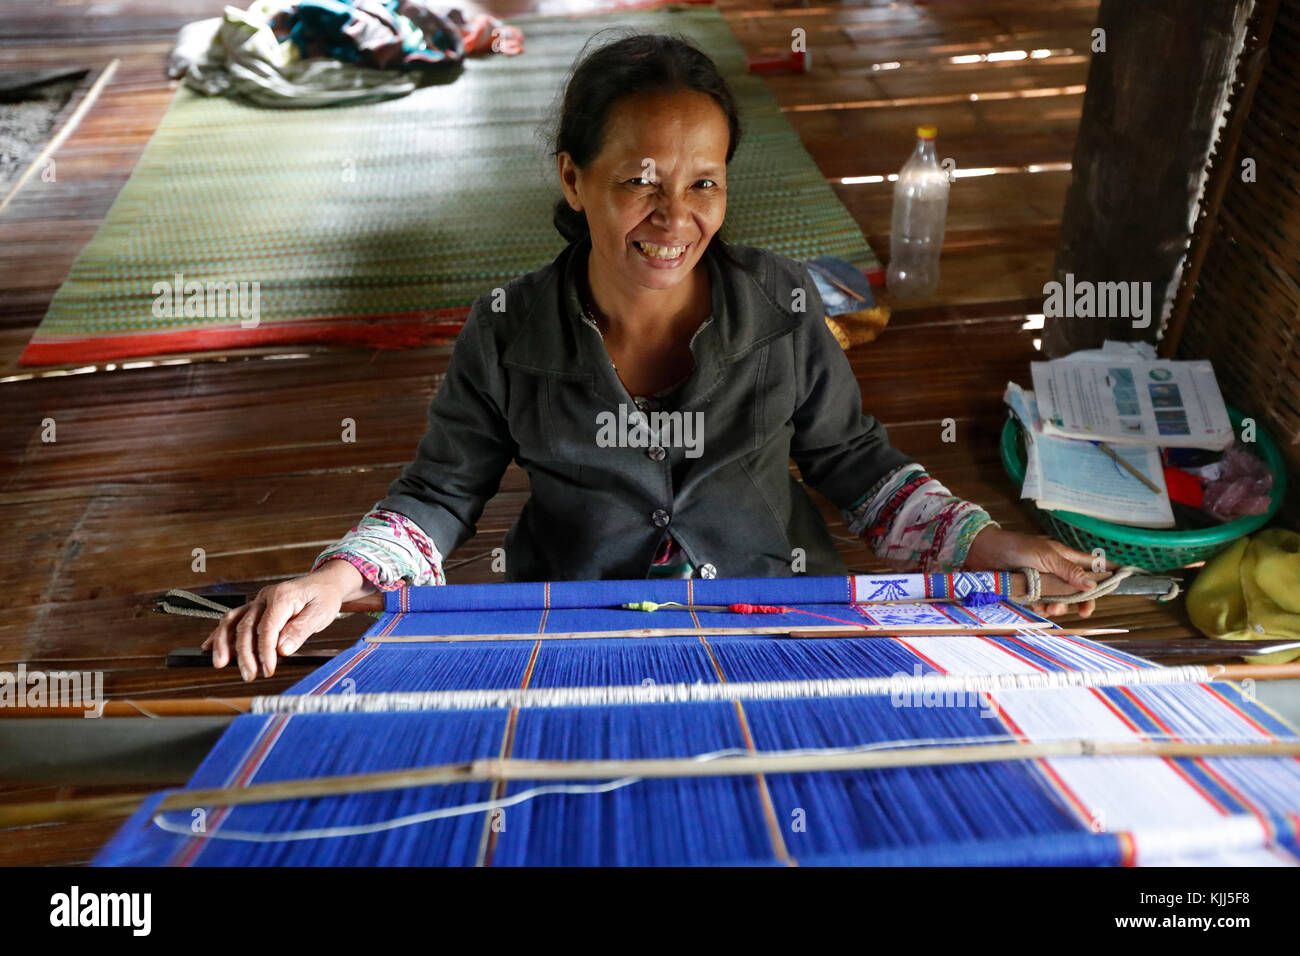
[1,0,1201,864]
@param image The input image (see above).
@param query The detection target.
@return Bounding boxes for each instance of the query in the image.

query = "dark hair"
[541,31,749,269]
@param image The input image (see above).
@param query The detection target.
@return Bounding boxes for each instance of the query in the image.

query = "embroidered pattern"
[312,509,446,591]
[843,464,997,572]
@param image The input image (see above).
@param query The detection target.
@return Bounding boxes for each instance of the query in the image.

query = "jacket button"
[698,563,717,579]
[652,509,670,528]
[647,445,666,462]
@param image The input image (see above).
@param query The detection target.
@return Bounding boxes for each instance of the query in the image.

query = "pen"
[1095,441,1162,494]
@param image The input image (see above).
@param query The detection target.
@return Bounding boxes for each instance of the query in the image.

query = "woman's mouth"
[633,240,690,266]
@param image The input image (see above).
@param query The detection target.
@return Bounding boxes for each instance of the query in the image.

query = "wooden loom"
[9,570,1300,866]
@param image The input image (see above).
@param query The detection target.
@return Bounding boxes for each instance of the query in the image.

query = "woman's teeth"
[634,241,687,260]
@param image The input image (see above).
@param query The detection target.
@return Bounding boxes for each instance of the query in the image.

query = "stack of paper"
[1029,342,1233,450]
[1005,382,1175,529]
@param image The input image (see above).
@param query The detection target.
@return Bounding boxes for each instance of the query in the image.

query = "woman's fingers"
[1045,539,1108,570]
[234,603,264,682]
[1045,551,1094,591]
[1044,539,1117,590]
[256,595,300,679]
[278,599,337,657]
[205,605,249,669]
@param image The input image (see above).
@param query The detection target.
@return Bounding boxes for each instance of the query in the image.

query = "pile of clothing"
[1188,529,1300,663]
[167,0,523,107]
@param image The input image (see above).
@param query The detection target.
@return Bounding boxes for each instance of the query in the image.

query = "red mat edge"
[18,309,472,366]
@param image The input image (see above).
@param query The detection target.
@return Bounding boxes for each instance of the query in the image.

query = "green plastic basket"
[1000,405,1286,572]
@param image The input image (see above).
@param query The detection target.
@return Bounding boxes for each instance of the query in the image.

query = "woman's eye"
[625,178,719,189]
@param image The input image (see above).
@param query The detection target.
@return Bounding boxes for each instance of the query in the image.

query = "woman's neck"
[584,245,710,342]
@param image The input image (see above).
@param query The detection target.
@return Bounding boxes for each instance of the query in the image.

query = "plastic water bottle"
[886,125,949,300]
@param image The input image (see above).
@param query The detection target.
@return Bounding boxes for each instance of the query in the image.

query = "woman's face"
[559,89,729,293]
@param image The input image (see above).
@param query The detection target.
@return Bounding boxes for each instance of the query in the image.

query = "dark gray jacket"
[376,234,912,581]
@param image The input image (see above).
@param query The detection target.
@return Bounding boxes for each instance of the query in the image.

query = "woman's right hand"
[201,560,373,682]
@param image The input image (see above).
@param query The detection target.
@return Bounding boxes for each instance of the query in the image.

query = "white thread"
[149,730,1273,845]
[250,664,1213,715]
[151,778,642,843]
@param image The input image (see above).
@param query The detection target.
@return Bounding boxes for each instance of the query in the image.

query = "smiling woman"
[203,31,1106,683]
[550,33,740,399]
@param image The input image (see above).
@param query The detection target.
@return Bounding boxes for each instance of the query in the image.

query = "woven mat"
[20,3,880,365]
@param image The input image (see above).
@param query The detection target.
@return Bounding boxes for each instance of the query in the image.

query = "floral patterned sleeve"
[842,464,997,572]
[312,508,445,591]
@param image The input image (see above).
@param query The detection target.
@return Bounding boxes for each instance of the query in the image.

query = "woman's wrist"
[315,559,374,603]
[963,525,1014,570]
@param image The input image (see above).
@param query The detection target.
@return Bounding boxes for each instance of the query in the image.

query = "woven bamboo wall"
[1174,0,1299,530]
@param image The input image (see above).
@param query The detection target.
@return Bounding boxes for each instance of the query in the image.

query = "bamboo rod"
[3,737,1298,829]
[336,569,1175,615]
[0,697,254,719]
[2,663,1297,720]
[366,624,1123,643]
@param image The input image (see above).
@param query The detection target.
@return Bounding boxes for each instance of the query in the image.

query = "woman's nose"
[651,190,692,228]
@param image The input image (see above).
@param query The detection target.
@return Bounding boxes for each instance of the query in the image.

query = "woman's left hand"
[963,526,1110,618]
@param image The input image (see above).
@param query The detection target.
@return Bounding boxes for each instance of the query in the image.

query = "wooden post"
[1044,0,1257,356]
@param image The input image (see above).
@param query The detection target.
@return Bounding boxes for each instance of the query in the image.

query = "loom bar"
[364,624,1122,643]
[336,570,1179,614]
[3,663,1299,720]
[3,737,1298,829]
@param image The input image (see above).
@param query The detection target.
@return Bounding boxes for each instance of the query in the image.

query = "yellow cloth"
[1187,529,1300,663]
[825,306,891,350]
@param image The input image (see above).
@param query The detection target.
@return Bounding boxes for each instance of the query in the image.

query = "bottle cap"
[916,125,937,140]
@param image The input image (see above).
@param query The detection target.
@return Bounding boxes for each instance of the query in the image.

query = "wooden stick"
[4,663,1298,721]
[336,569,1172,615]
[4,737,1299,828]
[365,624,1125,643]
[1095,441,1162,494]
[0,697,255,719]
[1102,638,1300,660]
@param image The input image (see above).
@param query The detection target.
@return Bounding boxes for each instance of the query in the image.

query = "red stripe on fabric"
[174,714,291,866]
[977,635,1048,672]
[999,601,1040,623]
[906,636,1099,828]
[994,704,1098,825]
[312,642,379,694]
[481,639,543,867]
[890,638,948,676]
[1203,683,1282,740]
[1088,687,1250,820]
[993,634,1279,816]
[1051,632,1151,669]
[933,602,966,625]
[18,313,469,365]
[1117,831,1138,866]
[1113,686,1269,820]
[780,606,873,628]
[697,636,793,865]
